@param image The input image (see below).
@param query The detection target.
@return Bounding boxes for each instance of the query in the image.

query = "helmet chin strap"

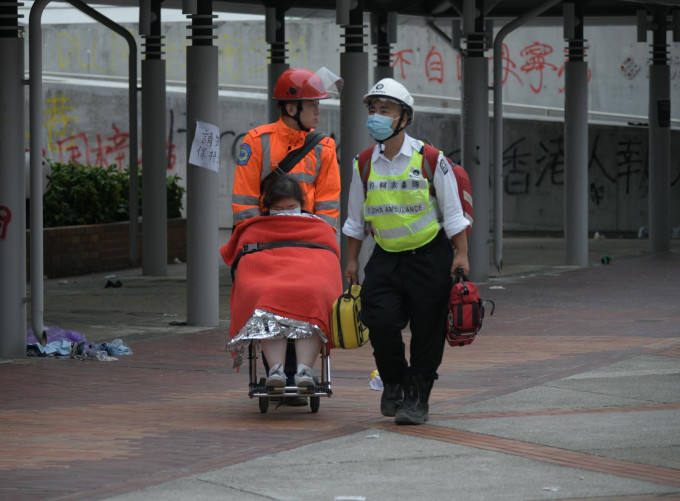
[284,102,310,132]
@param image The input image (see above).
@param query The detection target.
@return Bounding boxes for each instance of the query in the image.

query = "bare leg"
[260,338,287,369]
[294,335,322,368]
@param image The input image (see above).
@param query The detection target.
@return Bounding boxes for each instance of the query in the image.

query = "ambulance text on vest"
[365,203,426,216]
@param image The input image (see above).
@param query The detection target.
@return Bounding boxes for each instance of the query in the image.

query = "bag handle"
[453,268,468,282]
[453,268,469,295]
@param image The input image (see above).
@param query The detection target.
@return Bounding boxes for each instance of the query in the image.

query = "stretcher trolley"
[247,340,332,413]
[220,215,344,414]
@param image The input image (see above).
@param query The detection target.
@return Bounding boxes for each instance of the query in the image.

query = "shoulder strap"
[260,130,326,193]
[421,143,443,197]
[421,143,440,182]
[357,146,375,195]
[278,130,326,174]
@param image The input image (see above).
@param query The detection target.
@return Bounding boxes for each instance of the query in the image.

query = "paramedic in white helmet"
[342,78,470,425]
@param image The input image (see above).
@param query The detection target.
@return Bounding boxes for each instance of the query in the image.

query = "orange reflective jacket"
[232,118,340,229]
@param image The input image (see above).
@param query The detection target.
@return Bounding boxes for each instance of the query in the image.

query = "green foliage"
[166,174,185,218]
[43,162,185,228]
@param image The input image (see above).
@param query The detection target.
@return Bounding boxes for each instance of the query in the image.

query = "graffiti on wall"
[165,33,308,80]
[0,206,11,241]
[55,23,309,80]
[48,22,680,116]
[500,131,669,203]
[57,25,680,90]
[394,41,596,93]
[40,91,177,170]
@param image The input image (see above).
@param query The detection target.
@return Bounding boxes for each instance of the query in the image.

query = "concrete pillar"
[338,1,370,272]
[266,5,289,124]
[142,0,168,275]
[28,0,48,346]
[0,27,27,358]
[492,0,563,273]
[371,12,395,82]
[29,0,138,344]
[462,0,490,282]
[648,9,671,253]
[186,0,219,326]
[563,1,589,266]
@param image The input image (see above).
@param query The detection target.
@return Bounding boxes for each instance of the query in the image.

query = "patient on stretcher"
[220,175,343,387]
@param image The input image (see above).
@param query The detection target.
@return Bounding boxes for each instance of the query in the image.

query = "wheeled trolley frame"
[247,341,332,413]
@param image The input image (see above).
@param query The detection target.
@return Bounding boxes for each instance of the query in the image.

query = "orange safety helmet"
[273,68,330,101]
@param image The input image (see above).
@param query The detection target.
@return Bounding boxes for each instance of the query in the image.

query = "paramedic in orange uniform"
[231,67,342,404]
[232,67,341,229]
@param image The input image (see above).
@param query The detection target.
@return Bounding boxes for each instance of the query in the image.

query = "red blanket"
[221,215,343,339]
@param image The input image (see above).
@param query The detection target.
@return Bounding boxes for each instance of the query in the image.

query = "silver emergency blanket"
[227,308,327,368]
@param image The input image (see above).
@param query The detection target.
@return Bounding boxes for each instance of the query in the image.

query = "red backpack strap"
[422,143,474,237]
[356,146,374,194]
[421,143,442,197]
[421,143,440,182]
[452,164,474,237]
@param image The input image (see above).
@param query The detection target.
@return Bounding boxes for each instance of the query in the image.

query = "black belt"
[377,230,448,256]
[230,240,336,282]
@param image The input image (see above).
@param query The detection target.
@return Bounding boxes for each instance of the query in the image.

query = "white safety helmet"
[363,78,414,126]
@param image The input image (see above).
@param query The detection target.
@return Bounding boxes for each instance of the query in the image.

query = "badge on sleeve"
[439,158,449,175]
[236,143,252,165]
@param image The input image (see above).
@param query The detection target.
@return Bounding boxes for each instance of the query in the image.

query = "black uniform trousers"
[360,230,453,384]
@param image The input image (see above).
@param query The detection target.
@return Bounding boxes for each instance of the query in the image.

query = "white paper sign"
[189,121,220,172]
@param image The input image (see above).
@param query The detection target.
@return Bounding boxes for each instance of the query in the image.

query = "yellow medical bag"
[331,283,370,349]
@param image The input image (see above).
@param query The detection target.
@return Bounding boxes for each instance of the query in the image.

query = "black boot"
[380,383,403,417]
[395,374,433,425]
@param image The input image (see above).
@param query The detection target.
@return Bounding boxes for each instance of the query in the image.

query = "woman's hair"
[261,174,306,211]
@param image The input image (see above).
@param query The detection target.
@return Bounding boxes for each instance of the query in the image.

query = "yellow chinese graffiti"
[43,92,78,152]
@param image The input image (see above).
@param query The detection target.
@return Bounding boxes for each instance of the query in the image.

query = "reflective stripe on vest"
[361,149,440,252]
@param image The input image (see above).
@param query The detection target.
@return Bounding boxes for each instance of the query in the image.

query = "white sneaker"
[266,363,286,388]
[294,365,315,387]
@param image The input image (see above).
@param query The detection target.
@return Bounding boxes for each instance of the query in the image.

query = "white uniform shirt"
[342,134,470,242]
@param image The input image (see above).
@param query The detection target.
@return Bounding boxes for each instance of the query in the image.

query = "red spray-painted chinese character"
[425,46,443,83]
[56,132,90,164]
[500,43,522,86]
[391,49,413,79]
[0,206,12,240]
[520,42,558,94]
[104,124,130,169]
[91,133,109,167]
[166,137,177,171]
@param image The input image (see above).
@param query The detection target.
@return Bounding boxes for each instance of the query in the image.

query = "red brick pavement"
[1,254,679,500]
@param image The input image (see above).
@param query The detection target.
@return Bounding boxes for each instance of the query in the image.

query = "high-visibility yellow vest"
[359,148,440,252]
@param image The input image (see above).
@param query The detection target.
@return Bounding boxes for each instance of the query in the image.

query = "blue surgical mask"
[270,208,302,216]
[366,113,397,141]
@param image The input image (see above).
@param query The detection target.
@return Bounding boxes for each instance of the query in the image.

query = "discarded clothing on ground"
[26,326,133,360]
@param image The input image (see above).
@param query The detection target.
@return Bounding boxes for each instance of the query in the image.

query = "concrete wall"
[24,16,680,234]
[31,17,680,118]
[26,218,187,279]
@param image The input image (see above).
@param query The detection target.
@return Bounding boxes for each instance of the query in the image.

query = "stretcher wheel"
[259,397,269,413]
[310,396,320,413]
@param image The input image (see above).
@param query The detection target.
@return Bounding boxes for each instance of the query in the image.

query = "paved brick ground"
[2,249,679,500]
